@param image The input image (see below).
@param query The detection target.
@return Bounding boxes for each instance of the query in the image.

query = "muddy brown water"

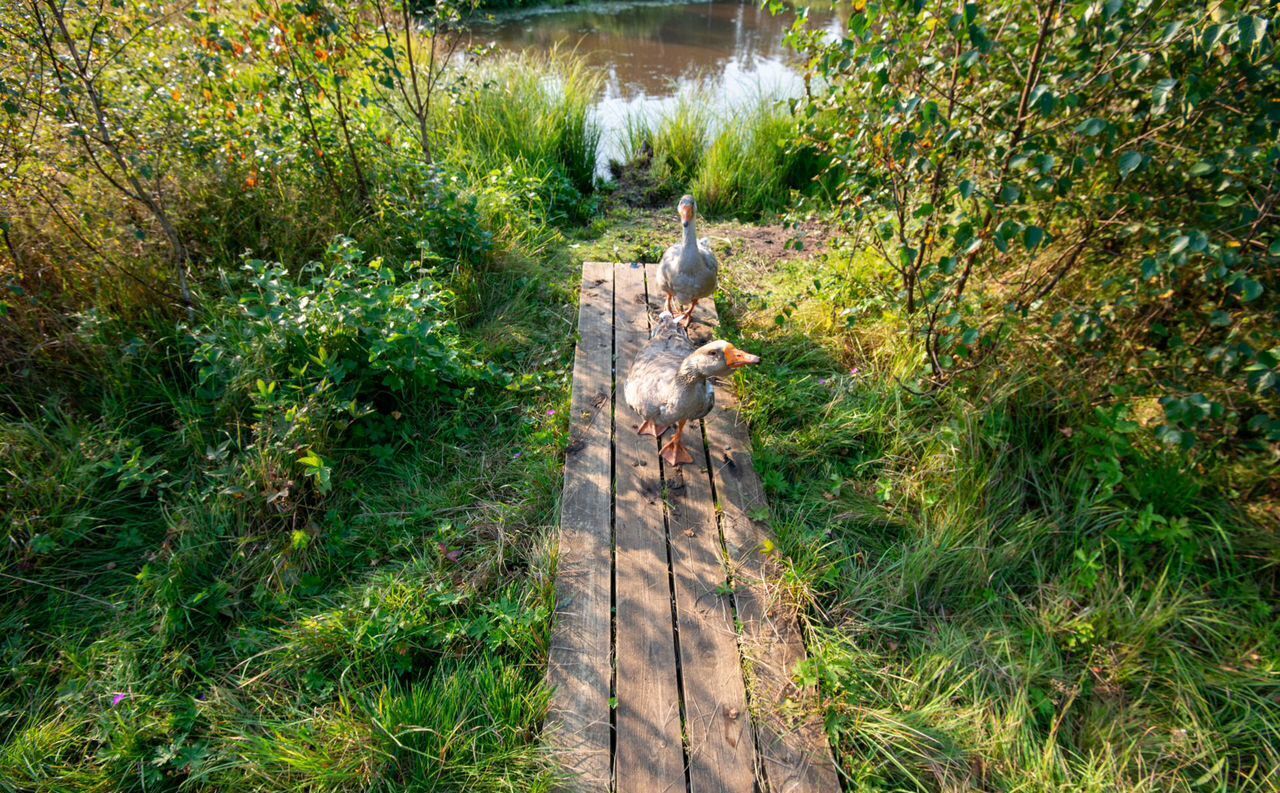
[465,0,842,177]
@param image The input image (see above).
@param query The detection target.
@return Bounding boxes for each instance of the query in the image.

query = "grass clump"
[693,104,804,219]
[648,90,712,192]
[611,94,825,219]
[439,52,602,199]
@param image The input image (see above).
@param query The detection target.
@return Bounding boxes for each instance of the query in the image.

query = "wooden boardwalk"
[547,262,839,792]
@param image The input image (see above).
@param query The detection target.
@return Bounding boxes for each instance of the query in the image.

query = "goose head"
[677,194,696,228]
[681,339,760,378]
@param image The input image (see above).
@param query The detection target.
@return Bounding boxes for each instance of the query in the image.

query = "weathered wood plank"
[698,302,840,793]
[658,294,759,793]
[547,262,614,791]
[614,262,687,793]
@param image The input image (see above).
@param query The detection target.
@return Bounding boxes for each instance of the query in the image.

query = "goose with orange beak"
[624,312,761,466]
[656,194,718,325]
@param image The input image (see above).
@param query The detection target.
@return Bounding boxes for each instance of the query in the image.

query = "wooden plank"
[613,262,687,793]
[547,262,614,791]
[659,290,758,793]
[698,303,840,793]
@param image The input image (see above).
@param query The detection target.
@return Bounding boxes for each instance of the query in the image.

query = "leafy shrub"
[368,162,495,269]
[192,238,467,495]
[786,0,1280,450]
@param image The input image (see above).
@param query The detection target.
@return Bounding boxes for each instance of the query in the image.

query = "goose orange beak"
[678,202,694,225]
[724,345,761,369]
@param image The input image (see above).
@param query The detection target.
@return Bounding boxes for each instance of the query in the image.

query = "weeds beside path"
[707,250,1280,791]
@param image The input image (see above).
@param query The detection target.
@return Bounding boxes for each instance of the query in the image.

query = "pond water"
[465,0,843,177]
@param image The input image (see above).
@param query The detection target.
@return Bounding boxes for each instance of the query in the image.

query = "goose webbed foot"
[678,298,700,327]
[659,421,695,466]
[637,420,667,437]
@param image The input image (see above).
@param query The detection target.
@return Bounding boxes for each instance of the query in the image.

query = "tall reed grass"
[614,89,824,219]
[648,90,712,189]
[693,103,801,218]
[437,52,602,194]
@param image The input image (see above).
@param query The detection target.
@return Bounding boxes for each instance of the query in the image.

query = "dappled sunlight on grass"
[715,250,1280,790]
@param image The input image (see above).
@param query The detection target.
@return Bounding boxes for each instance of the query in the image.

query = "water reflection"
[464,0,841,176]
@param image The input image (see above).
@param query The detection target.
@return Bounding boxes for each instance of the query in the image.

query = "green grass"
[649,89,712,191]
[613,93,826,219]
[693,102,803,219]
[437,52,602,196]
[712,251,1280,791]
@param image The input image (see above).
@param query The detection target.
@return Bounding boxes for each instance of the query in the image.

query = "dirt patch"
[606,152,679,209]
[709,220,829,261]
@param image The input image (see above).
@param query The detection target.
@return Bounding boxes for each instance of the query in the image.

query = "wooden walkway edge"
[547,262,839,792]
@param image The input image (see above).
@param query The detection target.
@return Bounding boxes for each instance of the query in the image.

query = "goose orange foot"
[637,420,667,437]
[678,298,700,327]
[659,421,695,466]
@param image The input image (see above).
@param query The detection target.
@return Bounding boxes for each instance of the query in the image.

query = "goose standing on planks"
[624,312,760,466]
[656,194,718,325]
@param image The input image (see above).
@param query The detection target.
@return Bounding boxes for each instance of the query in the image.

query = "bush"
[786,0,1280,450]
[192,238,467,495]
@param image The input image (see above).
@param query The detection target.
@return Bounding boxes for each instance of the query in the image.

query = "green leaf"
[1118,151,1143,178]
[1201,24,1227,51]
[1076,118,1106,136]
[1151,79,1176,114]
[1023,225,1045,251]
[1170,236,1189,255]
[1238,16,1267,51]
[1236,277,1263,302]
[1188,161,1214,176]
[1029,84,1055,116]
[958,179,974,199]
[1155,425,1187,448]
